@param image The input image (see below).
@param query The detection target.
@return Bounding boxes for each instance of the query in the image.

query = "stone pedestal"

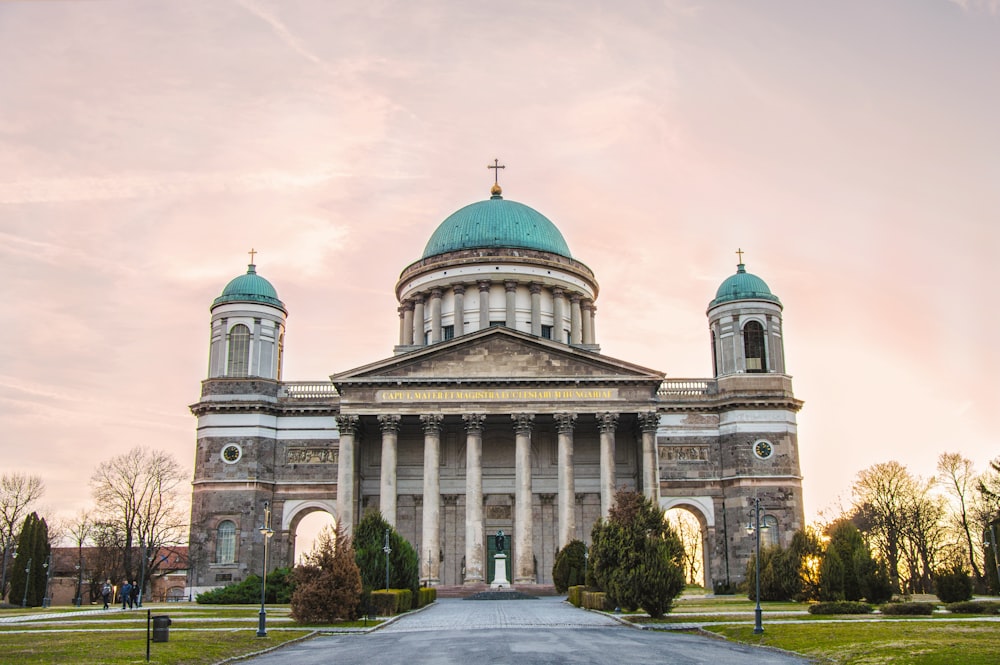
[490,554,510,589]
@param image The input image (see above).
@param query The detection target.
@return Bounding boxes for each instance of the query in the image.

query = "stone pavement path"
[378,595,621,632]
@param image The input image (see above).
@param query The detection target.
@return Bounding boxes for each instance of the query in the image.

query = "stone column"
[504,280,518,329]
[478,280,491,330]
[512,413,535,583]
[732,314,744,372]
[397,305,406,346]
[570,294,583,344]
[463,414,486,585]
[420,414,443,586]
[582,300,594,345]
[378,414,400,526]
[401,301,414,346]
[453,284,466,337]
[597,412,618,517]
[429,288,443,343]
[552,288,566,343]
[336,415,359,535]
[639,411,660,502]
[529,282,542,336]
[555,412,577,548]
[413,296,425,346]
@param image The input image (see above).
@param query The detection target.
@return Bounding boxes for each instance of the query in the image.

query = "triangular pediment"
[331,326,664,386]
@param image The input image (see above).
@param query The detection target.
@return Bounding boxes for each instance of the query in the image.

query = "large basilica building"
[186,179,805,595]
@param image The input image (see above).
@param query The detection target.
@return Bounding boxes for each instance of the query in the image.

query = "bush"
[880,602,935,615]
[808,601,874,615]
[290,525,362,624]
[552,540,588,593]
[945,600,1000,615]
[416,587,436,607]
[369,590,399,615]
[196,567,295,604]
[713,581,737,595]
[581,590,614,611]
[354,512,420,596]
[567,585,586,607]
[935,565,974,603]
[589,489,685,618]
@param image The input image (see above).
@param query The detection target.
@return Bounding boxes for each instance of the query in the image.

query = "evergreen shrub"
[581,590,613,611]
[196,567,294,604]
[567,585,585,607]
[880,602,935,615]
[290,525,362,624]
[934,565,974,603]
[945,600,1000,615]
[552,540,588,593]
[807,601,873,615]
[417,587,436,607]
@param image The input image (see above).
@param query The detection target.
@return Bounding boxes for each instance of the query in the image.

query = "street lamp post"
[256,502,274,638]
[74,564,84,607]
[383,528,392,591]
[746,498,766,635]
[137,539,148,608]
[42,554,52,608]
[21,558,32,608]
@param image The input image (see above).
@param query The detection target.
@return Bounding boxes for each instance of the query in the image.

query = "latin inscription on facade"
[659,445,709,462]
[377,388,620,402]
[286,448,339,464]
[486,505,512,520]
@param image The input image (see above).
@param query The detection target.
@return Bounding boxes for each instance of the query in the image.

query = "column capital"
[401,300,415,312]
[597,412,619,433]
[638,411,660,433]
[336,415,359,435]
[570,293,582,304]
[554,412,577,433]
[552,287,565,298]
[477,280,492,291]
[378,414,401,433]
[582,299,594,312]
[529,282,543,295]
[430,288,443,298]
[511,413,534,435]
[463,413,486,432]
[504,280,518,292]
[453,283,466,295]
[420,413,443,434]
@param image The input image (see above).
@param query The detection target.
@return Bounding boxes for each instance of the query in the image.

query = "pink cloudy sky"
[1,1,997,537]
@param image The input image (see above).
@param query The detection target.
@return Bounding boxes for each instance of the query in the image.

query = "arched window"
[227,325,251,377]
[761,515,779,548]
[743,320,767,373]
[216,520,237,564]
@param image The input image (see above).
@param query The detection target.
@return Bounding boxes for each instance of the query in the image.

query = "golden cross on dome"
[735,247,744,264]
[248,248,257,264]
[488,158,505,185]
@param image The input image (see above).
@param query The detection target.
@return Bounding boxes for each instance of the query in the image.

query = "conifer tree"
[290,523,362,623]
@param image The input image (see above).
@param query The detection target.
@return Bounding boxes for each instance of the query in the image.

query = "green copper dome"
[213,264,287,312]
[422,191,572,259]
[709,264,781,308]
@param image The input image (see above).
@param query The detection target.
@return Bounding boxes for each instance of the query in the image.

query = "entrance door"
[486,531,512,583]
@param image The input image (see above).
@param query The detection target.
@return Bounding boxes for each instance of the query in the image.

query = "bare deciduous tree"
[937,452,982,580]
[90,447,188,591]
[0,472,45,601]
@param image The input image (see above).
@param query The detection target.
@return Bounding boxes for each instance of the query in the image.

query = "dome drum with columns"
[186,174,805,597]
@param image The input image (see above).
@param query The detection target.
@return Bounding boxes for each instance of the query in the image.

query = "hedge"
[808,601,873,615]
[417,587,436,607]
[880,602,936,615]
[581,590,614,611]
[568,585,586,607]
[945,600,1000,614]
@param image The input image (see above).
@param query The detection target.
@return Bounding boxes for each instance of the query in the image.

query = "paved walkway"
[377,595,621,632]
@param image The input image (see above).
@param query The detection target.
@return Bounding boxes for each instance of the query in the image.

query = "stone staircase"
[432,583,559,598]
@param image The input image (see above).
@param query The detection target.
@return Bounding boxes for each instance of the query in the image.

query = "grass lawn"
[0,603,381,664]
[1,629,314,665]
[706,621,1000,665]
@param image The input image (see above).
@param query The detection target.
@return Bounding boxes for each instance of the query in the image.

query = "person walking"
[121,580,132,610]
[130,581,140,608]
[101,580,112,610]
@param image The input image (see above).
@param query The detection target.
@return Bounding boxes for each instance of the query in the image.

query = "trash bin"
[152,615,172,642]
